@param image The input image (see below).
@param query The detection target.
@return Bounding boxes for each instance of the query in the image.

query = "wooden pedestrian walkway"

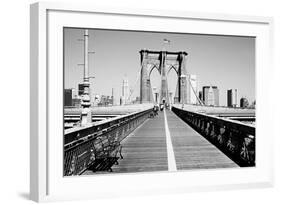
[165,110,238,170]
[83,108,238,175]
[111,112,168,173]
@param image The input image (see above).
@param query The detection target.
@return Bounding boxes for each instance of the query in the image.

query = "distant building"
[111,88,115,106]
[121,77,130,105]
[98,95,113,106]
[78,83,84,96]
[249,100,256,109]
[202,86,219,106]
[120,96,123,105]
[227,89,238,107]
[199,91,203,102]
[64,89,73,106]
[72,98,81,107]
[92,94,100,106]
[240,97,249,108]
[227,90,232,107]
[132,96,140,104]
[71,88,76,99]
[64,88,81,107]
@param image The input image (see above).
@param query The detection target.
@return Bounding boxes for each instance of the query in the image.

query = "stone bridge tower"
[139,50,188,104]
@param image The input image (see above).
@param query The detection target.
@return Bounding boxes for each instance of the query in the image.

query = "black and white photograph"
[63,28,255,176]
[0,0,277,203]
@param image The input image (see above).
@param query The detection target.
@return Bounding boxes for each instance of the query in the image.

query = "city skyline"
[64,28,255,106]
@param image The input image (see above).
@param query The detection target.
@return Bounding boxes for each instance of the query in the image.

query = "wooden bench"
[88,135,123,172]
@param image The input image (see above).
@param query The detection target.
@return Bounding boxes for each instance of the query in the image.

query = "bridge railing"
[172,106,255,167]
[64,107,153,176]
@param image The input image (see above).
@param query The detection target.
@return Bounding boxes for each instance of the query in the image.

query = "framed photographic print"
[30,2,274,202]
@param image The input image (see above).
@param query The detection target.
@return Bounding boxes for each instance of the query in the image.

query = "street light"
[76,29,96,126]
[80,29,92,126]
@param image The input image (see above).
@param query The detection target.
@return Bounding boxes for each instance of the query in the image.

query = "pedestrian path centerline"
[163,109,177,171]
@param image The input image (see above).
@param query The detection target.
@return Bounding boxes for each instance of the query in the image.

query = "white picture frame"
[30,2,274,202]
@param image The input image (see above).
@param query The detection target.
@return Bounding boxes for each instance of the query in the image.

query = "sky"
[64,28,255,106]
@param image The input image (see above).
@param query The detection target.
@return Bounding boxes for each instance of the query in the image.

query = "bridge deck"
[111,112,168,173]
[83,109,238,175]
[166,110,238,170]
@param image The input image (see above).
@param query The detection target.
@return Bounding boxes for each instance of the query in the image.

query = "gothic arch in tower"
[139,50,188,104]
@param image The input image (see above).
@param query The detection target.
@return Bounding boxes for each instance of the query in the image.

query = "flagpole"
[162,38,170,51]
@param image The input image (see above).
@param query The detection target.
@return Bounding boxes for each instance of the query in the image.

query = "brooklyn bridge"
[63,30,255,176]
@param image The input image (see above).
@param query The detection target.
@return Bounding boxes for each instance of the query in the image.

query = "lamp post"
[80,29,92,126]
